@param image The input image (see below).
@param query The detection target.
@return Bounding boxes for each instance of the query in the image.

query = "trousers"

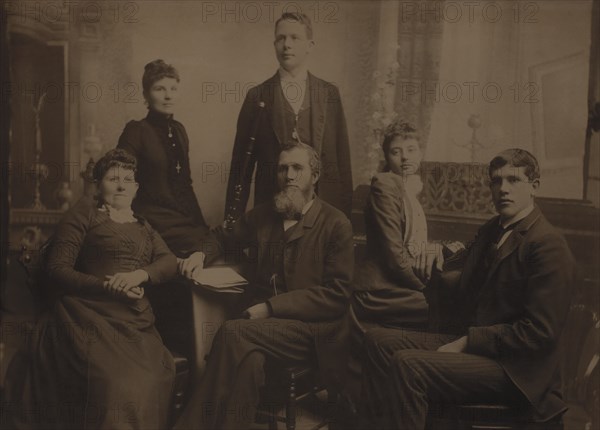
[361,327,524,430]
[174,318,328,430]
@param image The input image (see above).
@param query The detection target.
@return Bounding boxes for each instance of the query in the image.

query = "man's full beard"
[273,186,308,220]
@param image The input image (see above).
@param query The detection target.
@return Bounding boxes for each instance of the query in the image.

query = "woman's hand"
[123,285,144,300]
[414,242,444,283]
[177,251,206,281]
[104,269,149,298]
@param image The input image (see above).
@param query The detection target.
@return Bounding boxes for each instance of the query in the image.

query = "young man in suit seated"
[174,141,354,430]
[361,148,575,429]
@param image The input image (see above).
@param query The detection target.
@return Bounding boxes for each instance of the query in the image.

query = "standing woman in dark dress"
[9,149,177,430]
[117,59,218,272]
[117,60,219,356]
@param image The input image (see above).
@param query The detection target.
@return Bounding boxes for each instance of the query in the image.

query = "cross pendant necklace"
[165,122,180,174]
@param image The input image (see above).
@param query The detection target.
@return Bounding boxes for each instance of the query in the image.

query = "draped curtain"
[358,1,443,182]
[394,5,444,153]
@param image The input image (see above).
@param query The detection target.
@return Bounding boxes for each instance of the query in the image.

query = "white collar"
[100,203,137,224]
[279,67,309,84]
[402,174,423,196]
[500,203,534,229]
[301,197,315,215]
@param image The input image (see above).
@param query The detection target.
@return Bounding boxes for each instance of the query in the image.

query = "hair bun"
[144,59,167,72]
[142,59,180,92]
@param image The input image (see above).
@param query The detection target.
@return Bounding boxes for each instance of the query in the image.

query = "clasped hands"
[104,269,148,300]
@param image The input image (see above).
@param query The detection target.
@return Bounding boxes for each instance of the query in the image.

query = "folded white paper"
[192,267,248,293]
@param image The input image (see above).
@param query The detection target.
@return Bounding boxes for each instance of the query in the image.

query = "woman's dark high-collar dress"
[117,109,220,360]
[118,109,219,259]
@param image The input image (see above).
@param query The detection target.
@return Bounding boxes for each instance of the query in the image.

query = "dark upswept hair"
[93,149,137,182]
[382,118,420,156]
[488,148,540,182]
[275,12,313,40]
[142,59,180,93]
[280,141,320,177]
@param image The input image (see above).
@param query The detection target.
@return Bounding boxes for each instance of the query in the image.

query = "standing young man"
[225,12,353,225]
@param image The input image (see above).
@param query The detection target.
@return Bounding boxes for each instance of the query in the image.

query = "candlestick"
[32,93,47,154]
[29,92,48,209]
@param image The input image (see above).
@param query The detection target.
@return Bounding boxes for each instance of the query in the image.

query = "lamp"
[454,114,489,162]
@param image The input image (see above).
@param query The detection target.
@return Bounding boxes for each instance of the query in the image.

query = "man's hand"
[437,336,468,353]
[444,241,465,254]
[104,270,148,299]
[243,303,271,319]
[415,242,444,283]
[178,251,206,281]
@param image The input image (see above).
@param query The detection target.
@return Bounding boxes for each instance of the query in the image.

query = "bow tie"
[492,222,517,245]
[283,212,302,221]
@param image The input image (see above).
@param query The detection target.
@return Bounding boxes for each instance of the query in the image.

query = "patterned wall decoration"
[419,161,495,216]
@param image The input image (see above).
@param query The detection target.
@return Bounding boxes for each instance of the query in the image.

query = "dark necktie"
[485,223,515,267]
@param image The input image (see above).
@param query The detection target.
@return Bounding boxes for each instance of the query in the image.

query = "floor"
[251,408,327,430]
[250,402,595,430]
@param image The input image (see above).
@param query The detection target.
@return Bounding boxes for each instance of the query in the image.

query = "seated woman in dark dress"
[11,149,177,430]
[117,60,220,356]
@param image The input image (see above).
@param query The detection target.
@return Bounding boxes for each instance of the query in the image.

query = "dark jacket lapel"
[308,73,326,155]
[285,198,321,244]
[262,73,284,146]
[458,220,495,294]
[484,206,542,284]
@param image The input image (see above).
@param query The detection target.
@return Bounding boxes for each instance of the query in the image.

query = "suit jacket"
[434,206,575,420]
[216,197,355,387]
[225,72,353,219]
[219,197,354,320]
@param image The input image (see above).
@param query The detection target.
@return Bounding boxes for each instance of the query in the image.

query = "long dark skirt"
[7,295,175,430]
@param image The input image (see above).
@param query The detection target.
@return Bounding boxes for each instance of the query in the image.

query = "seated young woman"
[341,120,460,414]
[10,149,178,430]
[352,119,443,329]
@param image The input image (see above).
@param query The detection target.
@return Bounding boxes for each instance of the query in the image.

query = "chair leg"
[326,390,338,427]
[268,412,278,430]
[286,372,297,430]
